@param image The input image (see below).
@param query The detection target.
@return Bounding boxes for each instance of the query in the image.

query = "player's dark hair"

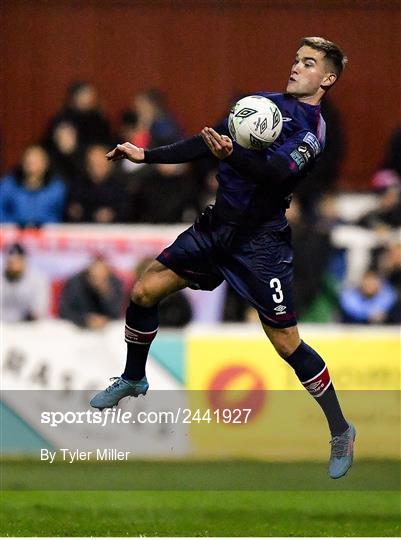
[301,37,348,79]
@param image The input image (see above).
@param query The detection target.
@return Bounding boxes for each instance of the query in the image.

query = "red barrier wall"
[1,1,400,188]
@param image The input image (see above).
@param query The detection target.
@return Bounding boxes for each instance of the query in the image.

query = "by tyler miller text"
[40,448,131,463]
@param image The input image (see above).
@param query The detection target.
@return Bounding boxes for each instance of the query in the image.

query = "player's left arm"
[202,127,322,186]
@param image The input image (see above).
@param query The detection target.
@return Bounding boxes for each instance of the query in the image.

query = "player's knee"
[273,339,297,359]
[131,282,156,308]
[263,325,301,359]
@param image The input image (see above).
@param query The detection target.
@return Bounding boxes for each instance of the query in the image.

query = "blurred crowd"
[0,83,205,227]
[1,82,400,326]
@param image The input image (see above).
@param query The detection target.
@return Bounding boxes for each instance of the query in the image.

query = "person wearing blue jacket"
[340,269,397,324]
[0,145,66,226]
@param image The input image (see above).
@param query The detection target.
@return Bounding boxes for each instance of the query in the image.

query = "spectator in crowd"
[377,242,401,323]
[380,242,401,293]
[131,257,192,327]
[382,125,401,180]
[339,269,398,324]
[0,145,66,226]
[67,144,129,223]
[46,121,84,186]
[59,256,124,329]
[0,243,50,322]
[133,163,199,223]
[44,82,112,150]
[286,197,333,318]
[370,125,401,192]
[357,184,401,231]
[121,89,182,149]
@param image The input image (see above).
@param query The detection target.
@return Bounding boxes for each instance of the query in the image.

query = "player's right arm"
[106,142,145,163]
[106,122,228,164]
[106,135,211,164]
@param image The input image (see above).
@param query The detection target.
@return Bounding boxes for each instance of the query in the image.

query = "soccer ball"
[228,95,283,150]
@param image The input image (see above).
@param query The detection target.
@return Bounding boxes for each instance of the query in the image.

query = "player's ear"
[321,72,337,90]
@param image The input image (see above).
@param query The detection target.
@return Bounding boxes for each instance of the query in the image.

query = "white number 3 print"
[270,277,284,303]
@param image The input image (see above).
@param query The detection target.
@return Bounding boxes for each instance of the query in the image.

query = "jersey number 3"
[270,278,284,303]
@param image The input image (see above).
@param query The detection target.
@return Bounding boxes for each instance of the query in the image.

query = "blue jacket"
[340,282,397,323]
[0,173,66,226]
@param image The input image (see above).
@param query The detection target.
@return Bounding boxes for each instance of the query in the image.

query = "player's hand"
[106,142,145,163]
[201,127,233,159]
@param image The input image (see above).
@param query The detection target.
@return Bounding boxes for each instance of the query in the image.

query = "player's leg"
[261,322,355,479]
[219,225,355,478]
[261,323,348,435]
[122,259,189,381]
[90,221,223,409]
[90,261,189,409]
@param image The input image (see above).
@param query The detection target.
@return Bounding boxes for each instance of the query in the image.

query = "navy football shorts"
[156,215,297,329]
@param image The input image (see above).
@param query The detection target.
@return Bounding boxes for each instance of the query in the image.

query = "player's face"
[286,46,335,98]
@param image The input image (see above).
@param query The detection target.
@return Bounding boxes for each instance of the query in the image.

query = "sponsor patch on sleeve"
[302,132,321,156]
[290,144,312,170]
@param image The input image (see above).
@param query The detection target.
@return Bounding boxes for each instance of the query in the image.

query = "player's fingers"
[201,128,218,149]
[205,128,223,150]
[201,129,213,147]
[207,127,223,141]
[106,148,117,159]
[209,136,222,151]
[202,128,225,154]
[205,127,221,140]
[107,153,123,161]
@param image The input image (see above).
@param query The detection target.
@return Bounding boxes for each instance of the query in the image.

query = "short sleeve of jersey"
[271,130,322,175]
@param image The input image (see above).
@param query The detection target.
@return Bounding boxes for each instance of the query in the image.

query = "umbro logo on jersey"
[282,117,292,122]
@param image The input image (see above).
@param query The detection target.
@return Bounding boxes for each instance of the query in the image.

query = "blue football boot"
[329,423,356,479]
[90,376,149,410]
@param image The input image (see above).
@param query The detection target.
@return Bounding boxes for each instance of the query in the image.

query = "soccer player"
[90,37,355,479]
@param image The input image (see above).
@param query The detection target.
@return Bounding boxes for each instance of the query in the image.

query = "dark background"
[1,0,400,188]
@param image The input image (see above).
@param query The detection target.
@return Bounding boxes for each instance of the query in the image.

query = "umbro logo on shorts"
[274,304,287,314]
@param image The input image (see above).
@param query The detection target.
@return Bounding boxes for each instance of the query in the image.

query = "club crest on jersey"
[235,107,257,119]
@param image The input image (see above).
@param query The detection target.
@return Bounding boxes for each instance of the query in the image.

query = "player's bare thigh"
[261,322,301,359]
[131,260,189,307]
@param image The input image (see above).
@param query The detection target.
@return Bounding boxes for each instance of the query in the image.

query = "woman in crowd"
[0,145,66,227]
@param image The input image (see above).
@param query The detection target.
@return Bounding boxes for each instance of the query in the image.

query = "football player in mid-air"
[91,36,355,479]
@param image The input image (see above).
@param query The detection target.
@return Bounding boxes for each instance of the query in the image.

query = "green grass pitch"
[0,460,400,536]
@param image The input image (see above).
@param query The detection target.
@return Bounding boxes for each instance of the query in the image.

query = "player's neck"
[296,95,322,106]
